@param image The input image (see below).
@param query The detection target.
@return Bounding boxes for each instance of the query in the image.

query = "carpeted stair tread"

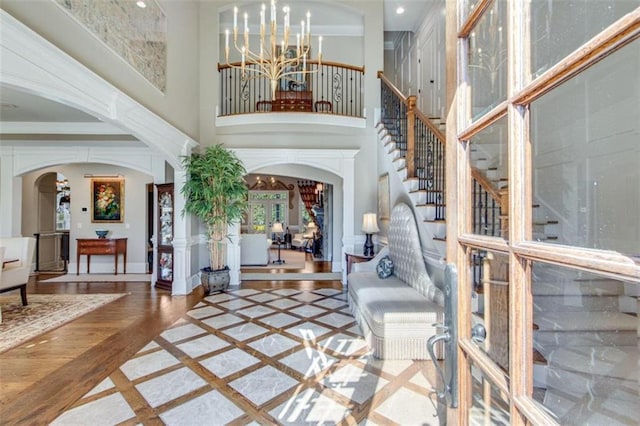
[543,387,640,426]
[533,294,636,313]
[543,345,638,381]
[533,280,625,296]
[534,329,637,348]
[534,311,636,331]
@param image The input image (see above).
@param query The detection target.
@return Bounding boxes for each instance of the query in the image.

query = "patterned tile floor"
[51,287,443,425]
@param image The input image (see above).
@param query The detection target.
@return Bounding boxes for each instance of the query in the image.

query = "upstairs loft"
[216,60,367,129]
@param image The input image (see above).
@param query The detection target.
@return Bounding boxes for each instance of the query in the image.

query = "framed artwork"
[378,174,390,220]
[91,178,124,223]
[277,45,309,92]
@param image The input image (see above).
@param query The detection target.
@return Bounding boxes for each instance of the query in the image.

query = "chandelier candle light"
[225,0,323,99]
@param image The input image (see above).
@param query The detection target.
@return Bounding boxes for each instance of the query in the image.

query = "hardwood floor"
[0,276,203,424]
[0,257,336,424]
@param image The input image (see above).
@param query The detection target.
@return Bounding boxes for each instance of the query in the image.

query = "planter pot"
[200,266,230,295]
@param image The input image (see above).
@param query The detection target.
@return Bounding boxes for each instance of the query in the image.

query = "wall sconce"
[361,212,379,257]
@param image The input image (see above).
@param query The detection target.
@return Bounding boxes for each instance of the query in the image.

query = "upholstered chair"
[0,237,37,306]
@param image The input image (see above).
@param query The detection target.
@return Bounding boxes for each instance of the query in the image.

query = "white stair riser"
[410,191,426,205]
[425,222,446,239]
[416,205,445,221]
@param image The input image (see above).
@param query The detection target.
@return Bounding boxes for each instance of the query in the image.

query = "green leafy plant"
[181,144,248,271]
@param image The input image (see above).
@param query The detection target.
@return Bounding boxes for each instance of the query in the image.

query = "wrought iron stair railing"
[378,71,447,221]
[218,60,365,117]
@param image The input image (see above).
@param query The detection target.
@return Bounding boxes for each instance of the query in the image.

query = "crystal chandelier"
[224,0,323,98]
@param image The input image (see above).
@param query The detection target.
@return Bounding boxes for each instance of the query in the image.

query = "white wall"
[1,0,201,139]
[21,163,153,274]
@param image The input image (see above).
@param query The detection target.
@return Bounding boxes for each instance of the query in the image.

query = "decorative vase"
[200,266,230,295]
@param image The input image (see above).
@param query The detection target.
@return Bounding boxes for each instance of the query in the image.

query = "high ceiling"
[0,0,432,142]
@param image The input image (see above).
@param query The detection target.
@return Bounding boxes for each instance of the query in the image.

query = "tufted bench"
[347,203,444,360]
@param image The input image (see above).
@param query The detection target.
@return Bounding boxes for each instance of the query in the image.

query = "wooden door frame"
[448,1,640,424]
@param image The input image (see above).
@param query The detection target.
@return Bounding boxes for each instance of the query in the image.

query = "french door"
[247,191,288,236]
[448,1,640,424]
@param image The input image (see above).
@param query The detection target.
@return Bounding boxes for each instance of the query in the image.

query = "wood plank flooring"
[0,257,442,425]
[0,257,336,424]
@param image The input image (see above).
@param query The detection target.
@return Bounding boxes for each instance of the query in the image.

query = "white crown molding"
[0,10,197,169]
[0,121,130,135]
[4,144,159,177]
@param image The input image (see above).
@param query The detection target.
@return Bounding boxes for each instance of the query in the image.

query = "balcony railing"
[217,61,365,117]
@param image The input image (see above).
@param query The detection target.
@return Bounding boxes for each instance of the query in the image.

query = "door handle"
[471,323,486,344]
[427,264,459,408]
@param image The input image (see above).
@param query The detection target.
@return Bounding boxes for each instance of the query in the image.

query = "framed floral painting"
[91,178,124,223]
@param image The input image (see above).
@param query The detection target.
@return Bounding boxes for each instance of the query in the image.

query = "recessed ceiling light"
[136,1,147,8]
[396,6,405,15]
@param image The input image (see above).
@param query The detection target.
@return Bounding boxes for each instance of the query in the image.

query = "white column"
[227,222,241,287]
[342,156,356,284]
[0,150,22,237]
[171,169,190,295]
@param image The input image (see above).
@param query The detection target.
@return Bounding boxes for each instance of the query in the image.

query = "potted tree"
[181,144,248,294]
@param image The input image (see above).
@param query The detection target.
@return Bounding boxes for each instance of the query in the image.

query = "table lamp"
[362,213,379,257]
[271,222,285,264]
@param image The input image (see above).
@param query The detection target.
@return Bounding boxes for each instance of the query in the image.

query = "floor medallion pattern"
[52,287,441,425]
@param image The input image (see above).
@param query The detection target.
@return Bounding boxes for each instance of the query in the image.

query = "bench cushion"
[348,272,443,338]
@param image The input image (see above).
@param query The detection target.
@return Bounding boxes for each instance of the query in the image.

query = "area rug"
[39,273,151,283]
[241,272,342,281]
[243,249,306,270]
[0,293,127,353]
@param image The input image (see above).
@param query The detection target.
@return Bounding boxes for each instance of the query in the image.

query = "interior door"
[450,1,639,424]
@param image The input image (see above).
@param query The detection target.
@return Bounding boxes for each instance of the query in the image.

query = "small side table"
[345,251,374,274]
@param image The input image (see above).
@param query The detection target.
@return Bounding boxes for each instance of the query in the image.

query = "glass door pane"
[530,41,639,254]
[470,360,510,425]
[250,203,266,234]
[468,0,507,121]
[470,117,508,239]
[531,261,639,424]
[470,249,510,371]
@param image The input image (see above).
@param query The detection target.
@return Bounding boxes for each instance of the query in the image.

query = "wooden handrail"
[415,108,447,144]
[471,167,502,203]
[218,60,365,73]
[377,70,408,103]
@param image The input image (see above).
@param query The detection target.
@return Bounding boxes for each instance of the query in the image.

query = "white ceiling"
[0,0,431,140]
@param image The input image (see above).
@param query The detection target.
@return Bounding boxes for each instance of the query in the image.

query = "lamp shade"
[272,222,284,233]
[362,213,379,233]
[307,221,317,230]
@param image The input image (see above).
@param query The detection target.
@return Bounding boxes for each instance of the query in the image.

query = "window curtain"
[297,180,318,224]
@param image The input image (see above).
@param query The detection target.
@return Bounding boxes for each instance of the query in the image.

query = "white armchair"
[240,234,271,266]
[0,237,36,306]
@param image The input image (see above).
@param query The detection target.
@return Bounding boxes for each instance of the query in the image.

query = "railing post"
[406,95,417,179]
[499,188,509,239]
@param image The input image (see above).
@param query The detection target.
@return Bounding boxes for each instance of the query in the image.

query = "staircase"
[532,267,639,424]
[377,72,639,424]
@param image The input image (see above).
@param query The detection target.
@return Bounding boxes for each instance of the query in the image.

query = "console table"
[76,238,127,275]
[273,90,312,112]
[345,249,375,274]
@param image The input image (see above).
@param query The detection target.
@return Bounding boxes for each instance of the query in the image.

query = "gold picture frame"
[378,173,390,220]
[91,178,124,223]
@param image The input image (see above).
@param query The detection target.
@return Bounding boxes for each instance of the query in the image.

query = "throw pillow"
[376,256,394,279]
